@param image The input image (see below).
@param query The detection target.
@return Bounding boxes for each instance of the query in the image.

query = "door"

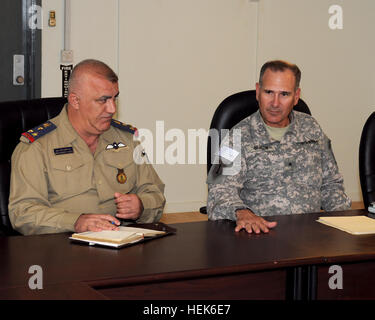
[0,0,41,102]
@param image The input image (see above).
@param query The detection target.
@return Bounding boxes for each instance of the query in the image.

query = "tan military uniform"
[9,106,165,235]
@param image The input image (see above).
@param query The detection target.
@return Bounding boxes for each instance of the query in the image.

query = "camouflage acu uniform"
[207,110,351,221]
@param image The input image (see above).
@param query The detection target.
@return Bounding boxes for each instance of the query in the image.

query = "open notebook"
[317,216,375,235]
[70,223,176,248]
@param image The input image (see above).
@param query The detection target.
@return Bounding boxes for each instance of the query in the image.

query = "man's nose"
[106,99,117,114]
[271,93,280,107]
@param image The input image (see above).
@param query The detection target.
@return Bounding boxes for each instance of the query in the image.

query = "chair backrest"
[359,112,375,209]
[206,90,311,173]
[0,97,66,235]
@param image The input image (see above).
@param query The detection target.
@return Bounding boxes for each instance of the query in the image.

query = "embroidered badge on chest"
[106,142,127,151]
[116,169,127,184]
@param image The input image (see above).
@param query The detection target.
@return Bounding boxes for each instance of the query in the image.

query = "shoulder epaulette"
[111,119,138,136]
[21,120,57,143]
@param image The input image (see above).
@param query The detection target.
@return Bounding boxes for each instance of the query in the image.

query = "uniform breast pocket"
[293,145,323,187]
[50,158,92,198]
[102,150,137,193]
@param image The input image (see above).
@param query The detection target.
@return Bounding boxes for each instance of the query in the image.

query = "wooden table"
[0,209,374,300]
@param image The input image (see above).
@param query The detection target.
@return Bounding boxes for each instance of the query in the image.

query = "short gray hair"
[259,60,301,91]
[68,59,118,94]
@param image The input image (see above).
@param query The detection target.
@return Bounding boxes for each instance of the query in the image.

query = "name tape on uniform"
[219,146,239,162]
[54,147,74,155]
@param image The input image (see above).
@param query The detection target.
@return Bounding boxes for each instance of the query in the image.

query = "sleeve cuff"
[58,212,82,232]
[138,193,164,210]
[231,204,251,221]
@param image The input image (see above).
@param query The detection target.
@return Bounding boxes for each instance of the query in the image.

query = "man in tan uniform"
[9,59,166,235]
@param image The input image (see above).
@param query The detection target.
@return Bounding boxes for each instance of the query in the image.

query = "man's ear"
[294,88,301,106]
[68,93,80,110]
[255,83,260,101]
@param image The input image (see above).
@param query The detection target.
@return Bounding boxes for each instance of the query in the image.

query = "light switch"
[61,50,74,63]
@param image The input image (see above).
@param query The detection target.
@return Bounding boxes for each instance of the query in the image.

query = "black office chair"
[200,89,311,214]
[0,97,66,236]
[359,112,375,210]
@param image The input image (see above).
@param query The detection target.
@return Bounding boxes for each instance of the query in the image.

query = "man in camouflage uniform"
[9,59,165,235]
[207,60,351,234]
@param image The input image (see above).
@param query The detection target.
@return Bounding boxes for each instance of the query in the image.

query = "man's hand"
[235,209,277,234]
[114,193,143,220]
[74,214,120,233]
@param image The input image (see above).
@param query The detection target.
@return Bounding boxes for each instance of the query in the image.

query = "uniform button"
[98,180,102,185]
[66,165,71,171]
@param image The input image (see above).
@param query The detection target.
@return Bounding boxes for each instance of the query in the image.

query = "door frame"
[23,0,41,100]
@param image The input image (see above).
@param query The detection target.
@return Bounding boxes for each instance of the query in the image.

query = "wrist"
[235,208,255,219]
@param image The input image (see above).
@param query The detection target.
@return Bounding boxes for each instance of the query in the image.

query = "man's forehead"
[261,69,296,90]
[85,70,117,83]
[85,73,118,91]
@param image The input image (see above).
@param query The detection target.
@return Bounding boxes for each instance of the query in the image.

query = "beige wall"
[41,0,375,212]
[118,0,257,212]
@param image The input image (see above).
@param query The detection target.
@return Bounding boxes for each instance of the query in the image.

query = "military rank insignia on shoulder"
[111,119,138,136]
[21,120,57,143]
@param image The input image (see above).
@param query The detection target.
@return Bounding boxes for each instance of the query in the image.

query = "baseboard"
[351,201,365,209]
